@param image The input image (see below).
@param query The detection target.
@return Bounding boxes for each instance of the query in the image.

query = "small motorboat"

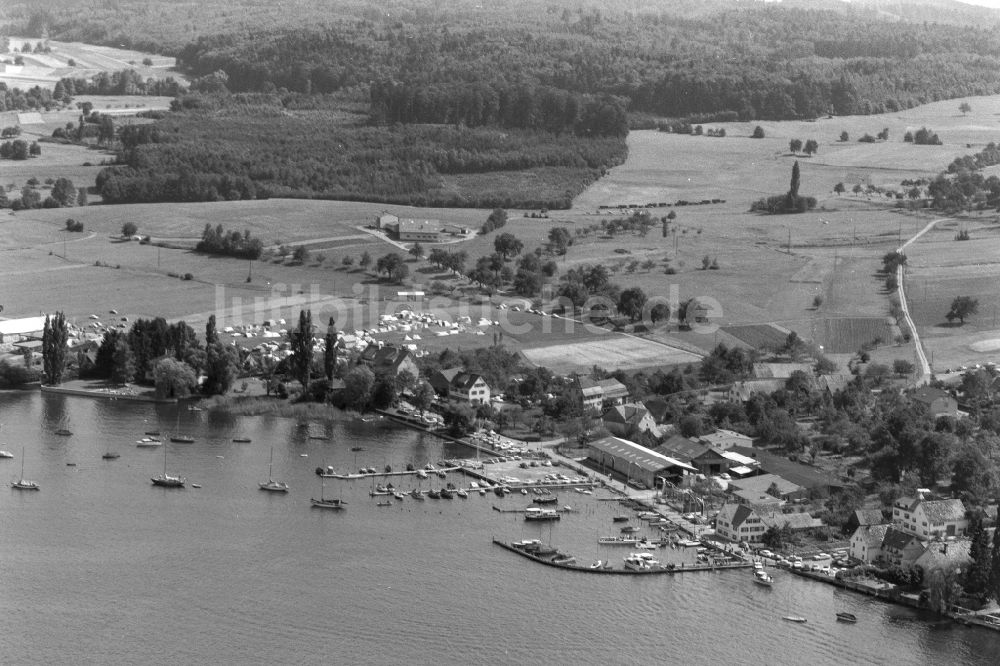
[377,500,393,506]
[836,612,857,623]
[136,438,162,447]
[456,489,468,498]
[753,569,774,587]
[394,492,405,501]
[191,483,202,489]
[0,450,14,459]
[102,452,120,460]
[783,616,807,624]
[233,438,252,443]
[54,428,73,436]
[620,525,640,534]
[612,516,629,522]
[350,446,365,452]
[590,560,603,569]
[145,431,161,437]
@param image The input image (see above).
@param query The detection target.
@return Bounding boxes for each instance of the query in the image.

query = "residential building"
[911,387,958,420]
[586,436,696,488]
[892,495,968,539]
[913,539,973,577]
[849,524,890,564]
[845,508,888,536]
[715,503,767,543]
[642,398,671,424]
[715,502,822,545]
[602,404,659,438]
[450,372,491,405]
[574,376,629,412]
[879,527,925,568]
[0,315,47,346]
[359,345,419,378]
[375,213,399,230]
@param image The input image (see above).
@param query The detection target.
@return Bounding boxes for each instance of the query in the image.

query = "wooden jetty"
[492,539,753,575]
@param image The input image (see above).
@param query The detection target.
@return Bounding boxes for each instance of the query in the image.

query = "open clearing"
[521,336,700,373]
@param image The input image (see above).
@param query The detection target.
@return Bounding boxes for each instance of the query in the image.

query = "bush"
[751,126,765,139]
[183,273,193,280]
[65,218,84,232]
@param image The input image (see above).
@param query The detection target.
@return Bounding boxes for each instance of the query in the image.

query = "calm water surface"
[0,392,997,665]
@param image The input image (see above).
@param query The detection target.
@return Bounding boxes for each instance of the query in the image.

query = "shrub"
[183,273,193,280]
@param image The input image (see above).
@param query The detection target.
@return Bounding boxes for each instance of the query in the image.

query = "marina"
[2,394,999,664]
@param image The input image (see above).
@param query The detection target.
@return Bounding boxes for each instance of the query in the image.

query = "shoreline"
[39,383,176,403]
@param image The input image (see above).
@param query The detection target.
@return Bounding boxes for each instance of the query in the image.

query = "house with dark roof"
[846,508,889,536]
[752,362,815,380]
[879,527,926,568]
[850,524,890,564]
[892,495,967,540]
[913,539,973,578]
[714,502,822,544]
[653,435,730,476]
[428,367,491,405]
[602,404,659,438]
[359,345,419,378]
[642,398,671,425]
[911,386,958,420]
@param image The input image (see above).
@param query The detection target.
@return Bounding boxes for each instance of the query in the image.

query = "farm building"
[728,379,784,402]
[752,362,814,379]
[586,436,696,488]
[727,473,806,503]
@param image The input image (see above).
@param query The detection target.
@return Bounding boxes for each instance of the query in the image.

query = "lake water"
[1,391,998,665]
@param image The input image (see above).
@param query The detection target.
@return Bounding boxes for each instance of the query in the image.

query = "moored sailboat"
[259,446,289,492]
[311,475,345,509]
[151,442,185,488]
[11,447,39,490]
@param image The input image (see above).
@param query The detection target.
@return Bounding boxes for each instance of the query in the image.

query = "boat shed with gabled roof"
[587,436,696,489]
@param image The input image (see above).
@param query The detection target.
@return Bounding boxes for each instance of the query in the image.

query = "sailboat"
[311,474,345,509]
[170,408,194,443]
[151,442,185,488]
[259,446,289,492]
[11,447,39,490]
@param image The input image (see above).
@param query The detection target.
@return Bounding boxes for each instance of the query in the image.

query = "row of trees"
[0,139,40,160]
[195,223,264,259]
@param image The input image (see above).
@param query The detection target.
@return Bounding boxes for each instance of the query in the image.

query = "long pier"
[492,539,753,575]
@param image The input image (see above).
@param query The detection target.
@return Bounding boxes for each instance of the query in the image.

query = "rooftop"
[588,436,697,474]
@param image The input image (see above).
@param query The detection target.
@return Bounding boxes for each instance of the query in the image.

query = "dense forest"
[96,94,626,208]
[11,0,1000,206]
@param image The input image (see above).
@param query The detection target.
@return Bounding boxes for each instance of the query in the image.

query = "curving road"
[896,217,950,386]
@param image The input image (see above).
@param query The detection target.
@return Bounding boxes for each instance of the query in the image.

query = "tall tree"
[41,311,68,385]
[323,317,337,381]
[289,309,314,394]
[991,526,1000,603]
[946,296,979,325]
[202,341,239,395]
[965,511,992,600]
[790,160,801,199]
[110,337,135,385]
[205,314,219,346]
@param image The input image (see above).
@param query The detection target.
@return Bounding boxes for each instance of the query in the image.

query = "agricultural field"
[1,38,181,91]
[903,219,1000,370]
[521,336,700,374]
[721,324,791,351]
[7,93,1000,373]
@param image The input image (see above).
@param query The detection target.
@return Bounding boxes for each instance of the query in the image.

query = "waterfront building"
[603,404,660,438]
[892,494,968,539]
[849,524,890,564]
[429,368,491,405]
[697,429,754,450]
[715,501,823,545]
[727,473,806,503]
[652,435,730,476]
[586,436,696,488]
